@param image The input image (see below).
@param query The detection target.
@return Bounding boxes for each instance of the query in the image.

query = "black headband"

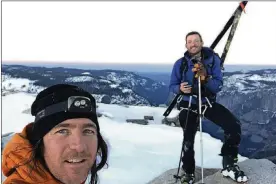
[35,96,96,122]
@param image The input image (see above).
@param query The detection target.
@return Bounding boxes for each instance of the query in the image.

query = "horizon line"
[2,61,276,66]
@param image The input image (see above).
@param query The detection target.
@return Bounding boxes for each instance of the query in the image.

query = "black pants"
[178,100,241,174]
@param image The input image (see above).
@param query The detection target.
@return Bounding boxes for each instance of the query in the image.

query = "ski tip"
[240,1,248,13]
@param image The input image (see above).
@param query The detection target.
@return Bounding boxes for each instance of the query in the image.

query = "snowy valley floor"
[2,92,247,184]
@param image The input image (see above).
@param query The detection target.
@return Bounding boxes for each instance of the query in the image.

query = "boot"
[221,156,248,183]
[180,171,195,184]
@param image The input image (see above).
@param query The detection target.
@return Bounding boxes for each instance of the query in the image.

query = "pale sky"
[2,1,276,65]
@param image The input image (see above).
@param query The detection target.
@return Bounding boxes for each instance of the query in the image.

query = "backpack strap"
[204,51,221,76]
[213,52,224,75]
[180,57,188,81]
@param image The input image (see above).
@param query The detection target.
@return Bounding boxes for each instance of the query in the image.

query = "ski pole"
[174,95,193,183]
[198,76,204,184]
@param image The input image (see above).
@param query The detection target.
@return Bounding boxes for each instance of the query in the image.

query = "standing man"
[2,84,108,184]
[169,31,248,183]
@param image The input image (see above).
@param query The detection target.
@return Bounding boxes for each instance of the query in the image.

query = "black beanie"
[30,84,99,146]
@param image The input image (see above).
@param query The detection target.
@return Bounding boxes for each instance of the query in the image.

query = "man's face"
[185,34,203,55]
[43,118,98,184]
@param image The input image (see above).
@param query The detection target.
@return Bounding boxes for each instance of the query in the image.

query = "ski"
[210,1,248,51]
[220,1,248,70]
[163,93,180,117]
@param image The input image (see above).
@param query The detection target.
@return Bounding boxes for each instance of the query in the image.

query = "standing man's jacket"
[169,47,223,104]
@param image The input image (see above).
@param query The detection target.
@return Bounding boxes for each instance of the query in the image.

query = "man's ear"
[185,43,188,50]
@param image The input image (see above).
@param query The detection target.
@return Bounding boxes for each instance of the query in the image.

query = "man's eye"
[84,129,96,135]
[56,129,69,134]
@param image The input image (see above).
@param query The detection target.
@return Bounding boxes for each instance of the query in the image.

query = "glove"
[192,63,207,81]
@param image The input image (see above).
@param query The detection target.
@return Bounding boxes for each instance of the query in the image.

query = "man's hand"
[192,63,207,81]
[180,82,192,94]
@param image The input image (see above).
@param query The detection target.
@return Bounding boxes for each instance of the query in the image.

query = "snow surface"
[247,74,276,82]
[99,79,111,83]
[122,88,132,93]
[2,92,247,184]
[1,75,45,94]
[82,72,91,75]
[106,72,148,88]
[2,78,35,90]
[222,72,275,94]
[224,74,249,90]
[65,76,94,82]
[110,84,119,88]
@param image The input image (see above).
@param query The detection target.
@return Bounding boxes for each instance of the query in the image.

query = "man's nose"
[69,134,86,152]
[190,42,196,47]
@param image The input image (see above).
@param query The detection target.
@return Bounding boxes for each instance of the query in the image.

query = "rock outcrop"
[147,167,219,184]
[148,159,276,184]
